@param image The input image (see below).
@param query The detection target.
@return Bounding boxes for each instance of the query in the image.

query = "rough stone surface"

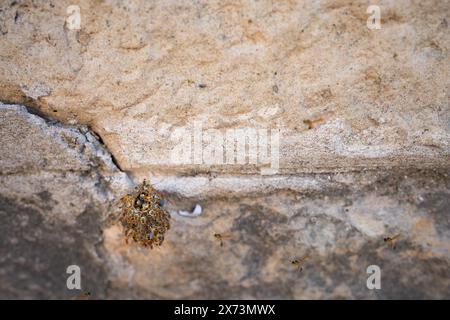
[105,169,450,299]
[1,104,449,299]
[0,0,449,299]
[0,103,132,299]
[0,0,449,175]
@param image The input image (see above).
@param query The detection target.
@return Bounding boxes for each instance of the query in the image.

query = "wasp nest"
[118,180,170,248]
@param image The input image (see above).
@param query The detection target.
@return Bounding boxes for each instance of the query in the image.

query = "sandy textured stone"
[0,0,449,175]
[0,0,449,299]
[105,169,450,299]
[1,104,450,299]
[0,103,132,298]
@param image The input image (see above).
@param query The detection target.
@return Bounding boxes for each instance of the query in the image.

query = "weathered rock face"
[1,104,449,299]
[106,169,450,299]
[0,103,132,299]
[0,0,449,175]
[0,0,449,299]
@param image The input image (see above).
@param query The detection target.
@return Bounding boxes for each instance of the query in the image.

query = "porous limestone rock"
[0,0,449,299]
[1,103,449,299]
[0,103,132,298]
[0,0,448,175]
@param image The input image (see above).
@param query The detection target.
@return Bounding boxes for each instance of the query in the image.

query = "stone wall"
[0,0,449,299]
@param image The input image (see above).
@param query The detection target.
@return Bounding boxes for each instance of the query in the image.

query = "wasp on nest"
[118,180,170,248]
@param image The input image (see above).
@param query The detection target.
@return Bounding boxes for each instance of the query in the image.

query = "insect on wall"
[118,180,171,248]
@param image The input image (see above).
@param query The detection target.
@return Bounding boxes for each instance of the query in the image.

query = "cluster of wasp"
[118,180,170,248]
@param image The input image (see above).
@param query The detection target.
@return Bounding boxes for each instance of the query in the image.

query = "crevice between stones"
[1,100,128,175]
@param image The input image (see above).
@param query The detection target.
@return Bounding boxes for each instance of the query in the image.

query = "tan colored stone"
[1,0,450,299]
[0,0,448,176]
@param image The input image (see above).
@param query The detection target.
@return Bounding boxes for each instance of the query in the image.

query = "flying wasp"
[214,233,232,247]
[303,116,326,129]
[291,254,310,272]
[384,234,400,249]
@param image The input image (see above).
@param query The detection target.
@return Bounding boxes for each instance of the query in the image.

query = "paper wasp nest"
[118,180,170,248]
